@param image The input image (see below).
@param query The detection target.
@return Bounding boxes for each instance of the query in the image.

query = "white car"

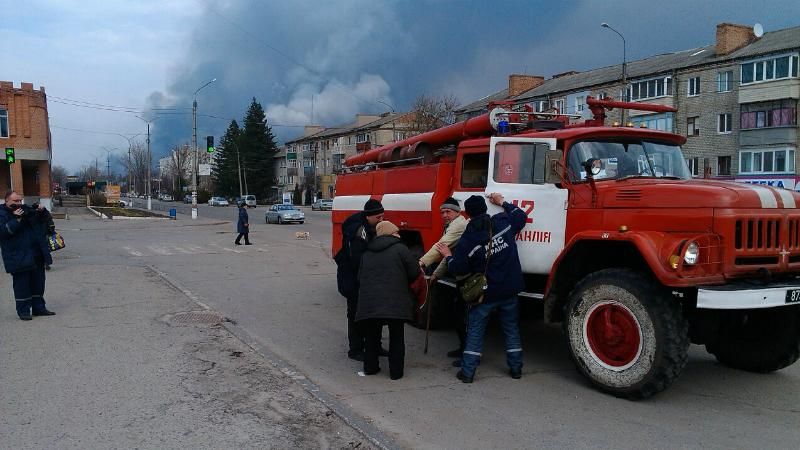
[159,194,174,201]
[208,197,230,206]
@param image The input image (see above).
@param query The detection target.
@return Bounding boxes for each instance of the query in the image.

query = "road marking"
[209,242,243,253]
[147,245,173,256]
[122,246,144,257]
[169,245,193,254]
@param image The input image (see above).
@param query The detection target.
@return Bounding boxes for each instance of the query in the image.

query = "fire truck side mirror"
[545,149,564,184]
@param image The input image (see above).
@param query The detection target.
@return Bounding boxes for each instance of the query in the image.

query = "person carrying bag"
[436,193,528,383]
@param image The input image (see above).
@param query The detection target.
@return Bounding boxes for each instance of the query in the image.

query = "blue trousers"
[12,265,47,317]
[460,296,523,378]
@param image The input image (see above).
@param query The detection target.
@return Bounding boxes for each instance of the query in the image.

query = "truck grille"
[727,214,800,269]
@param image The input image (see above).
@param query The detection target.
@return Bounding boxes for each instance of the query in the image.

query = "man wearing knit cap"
[419,196,469,360]
[436,193,527,383]
[334,198,386,361]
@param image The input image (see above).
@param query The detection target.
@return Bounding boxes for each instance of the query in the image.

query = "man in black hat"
[335,198,386,361]
[419,196,470,363]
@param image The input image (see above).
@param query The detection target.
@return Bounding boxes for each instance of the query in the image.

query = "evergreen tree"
[240,98,278,201]
[211,120,242,197]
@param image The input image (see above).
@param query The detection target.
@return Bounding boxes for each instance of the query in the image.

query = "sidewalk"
[0,222,369,448]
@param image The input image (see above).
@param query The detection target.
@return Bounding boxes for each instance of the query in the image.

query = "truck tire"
[564,268,689,399]
[705,308,800,373]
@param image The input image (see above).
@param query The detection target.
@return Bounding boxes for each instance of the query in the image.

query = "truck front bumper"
[697,282,800,309]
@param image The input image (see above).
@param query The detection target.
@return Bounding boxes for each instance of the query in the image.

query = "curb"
[147,265,400,450]
[111,215,170,220]
[86,206,108,219]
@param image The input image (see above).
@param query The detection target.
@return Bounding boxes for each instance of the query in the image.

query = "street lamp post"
[601,22,627,123]
[135,116,154,210]
[191,78,217,219]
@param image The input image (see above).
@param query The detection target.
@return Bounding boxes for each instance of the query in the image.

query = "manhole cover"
[170,311,224,325]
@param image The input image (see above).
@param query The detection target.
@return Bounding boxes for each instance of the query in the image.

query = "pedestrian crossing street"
[121,242,272,257]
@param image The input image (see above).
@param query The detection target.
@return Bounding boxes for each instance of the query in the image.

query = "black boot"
[347,318,365,360]
[17,300,32,321]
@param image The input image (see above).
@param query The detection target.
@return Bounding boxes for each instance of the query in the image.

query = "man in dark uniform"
[335,198,385,361]
[0,191,55,320]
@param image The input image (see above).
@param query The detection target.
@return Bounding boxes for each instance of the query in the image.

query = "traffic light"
[5,147,14,164]
[206,136,215,153]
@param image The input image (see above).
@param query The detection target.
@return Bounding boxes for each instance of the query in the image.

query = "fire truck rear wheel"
[565,268,689,399]
[705,308,800,373]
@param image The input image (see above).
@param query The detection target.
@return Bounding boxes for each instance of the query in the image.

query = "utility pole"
[146,121,151,210]
[191,78,217,219]
[601,22,627,124]
[235,141,243,197]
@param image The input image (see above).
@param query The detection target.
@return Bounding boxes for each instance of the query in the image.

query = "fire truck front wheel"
[565,268,689,399]
[705,308,800,373]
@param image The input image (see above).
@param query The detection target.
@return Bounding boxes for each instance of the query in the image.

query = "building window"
[356,133,370,143]
[279,159,286,168]
[628,76,672,101]
[741,54,799,85]
[688,77,700,97]
[717,113,732,134]
[687,117,700,136]
[739,148,795,174]
[393,131,407,141]
[533,100,549,112]
[740,100,797,129]
[553,99,565,113]
[717,71,733,92]
[630,112,674,131]
[717,156,732,176]
[0,109,8,138]
[575,96,585,112]
[687,157,700,176]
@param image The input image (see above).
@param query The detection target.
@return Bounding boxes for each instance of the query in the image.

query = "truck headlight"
[683,241,699,265]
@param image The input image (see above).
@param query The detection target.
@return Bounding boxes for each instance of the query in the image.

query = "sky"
[2,0,799,174]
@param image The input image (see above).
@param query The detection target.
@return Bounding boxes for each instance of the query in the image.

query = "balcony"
[739,78,800,104]
[356,142,371,152]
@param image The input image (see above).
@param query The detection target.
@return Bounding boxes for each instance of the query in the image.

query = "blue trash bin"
[169,208,177,220]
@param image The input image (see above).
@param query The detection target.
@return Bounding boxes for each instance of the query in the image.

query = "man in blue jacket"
[436,193,527,383]
[235,201,251,245]
[0,191,55,320]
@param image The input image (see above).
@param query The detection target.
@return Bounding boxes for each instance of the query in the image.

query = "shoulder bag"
[47,231,66,252]
[458,221,492,306]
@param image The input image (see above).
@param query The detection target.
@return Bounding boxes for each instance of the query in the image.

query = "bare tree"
[51,165,68,191]
[166,143,191,194]
[409,94,460,133]
[128,140,149,195]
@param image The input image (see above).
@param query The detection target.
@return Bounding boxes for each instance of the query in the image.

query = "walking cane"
[423,277,433,354]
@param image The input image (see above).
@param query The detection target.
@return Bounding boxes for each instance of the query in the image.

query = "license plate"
[785,289,800,304]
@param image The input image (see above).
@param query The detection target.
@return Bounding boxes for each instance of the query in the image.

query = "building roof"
[512,25,800,102]
[455,88,510,114]
[284,112,410,144]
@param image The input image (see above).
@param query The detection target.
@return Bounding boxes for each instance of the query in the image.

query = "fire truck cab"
[332,97,800,398]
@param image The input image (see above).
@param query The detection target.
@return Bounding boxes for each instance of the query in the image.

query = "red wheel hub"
[585,302,642,368]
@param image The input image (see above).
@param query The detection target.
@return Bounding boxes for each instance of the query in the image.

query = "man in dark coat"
[356,220,419,380]
[334,198,384,361]
[0,191,55,320]
[436,193,527,383]
[235,201,251,245]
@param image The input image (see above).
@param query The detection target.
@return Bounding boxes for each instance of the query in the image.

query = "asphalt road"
[63,207,800,449]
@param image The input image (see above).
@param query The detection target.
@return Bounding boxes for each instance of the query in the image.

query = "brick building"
[456,23,800,188]
[0,81,53,207]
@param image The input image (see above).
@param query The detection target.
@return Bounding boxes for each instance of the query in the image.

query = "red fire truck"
[332,97,800,398]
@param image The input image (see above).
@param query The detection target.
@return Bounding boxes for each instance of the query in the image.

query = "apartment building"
[457,23,799,188]
[277,112,419,202]
[0,81,53,207]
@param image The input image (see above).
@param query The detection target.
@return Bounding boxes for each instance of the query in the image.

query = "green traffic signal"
[5,147,14,164]
[206,135,214,153]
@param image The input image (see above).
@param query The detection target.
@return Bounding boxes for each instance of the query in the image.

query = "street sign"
[198,163,211,176]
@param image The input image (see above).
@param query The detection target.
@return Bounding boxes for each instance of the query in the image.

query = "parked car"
[265,204,305,224]
[235,194,257,208]
[118,199,130,208]
[183,194,192,204]
[311,199,333,211]
[208,196,230,206]
[159,193,173,201]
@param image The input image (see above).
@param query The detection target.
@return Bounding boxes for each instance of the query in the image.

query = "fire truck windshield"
[568,140,691,182]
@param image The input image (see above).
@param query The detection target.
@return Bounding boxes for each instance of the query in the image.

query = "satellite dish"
[754,23,764,38]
